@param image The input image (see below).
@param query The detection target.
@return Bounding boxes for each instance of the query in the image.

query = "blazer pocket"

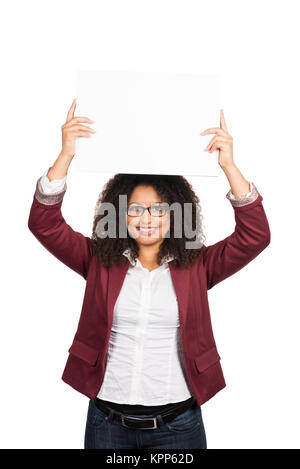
[68,339,100,366]
[194,346,221,373]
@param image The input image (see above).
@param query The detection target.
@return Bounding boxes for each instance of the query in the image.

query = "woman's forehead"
[128,184,161,203]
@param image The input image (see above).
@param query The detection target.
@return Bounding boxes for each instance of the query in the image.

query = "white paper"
[72,70,222,177]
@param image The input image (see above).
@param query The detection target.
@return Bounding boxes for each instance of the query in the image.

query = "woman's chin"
[137,233,161,244]
[138,237,161,246]
[128,230,162,244]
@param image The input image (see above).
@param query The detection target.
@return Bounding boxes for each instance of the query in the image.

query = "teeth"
[138,227,157,233]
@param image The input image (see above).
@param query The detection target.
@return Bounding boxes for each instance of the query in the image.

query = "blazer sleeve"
[202,182,271,290]
[28,174,93,280]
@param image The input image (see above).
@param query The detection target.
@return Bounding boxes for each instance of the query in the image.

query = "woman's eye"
[128,205,143,214]
[152,205,167,215]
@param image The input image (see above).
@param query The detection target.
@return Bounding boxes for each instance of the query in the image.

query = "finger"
[201,128,227,136]
[64,116,94,128]
[220,109,229,132]
[208,143,221,152]
[208,138,229,152]
[69,124,96,132]
[66,98,77,123]
[69,116,94,124]
[204,136,217,150]
[76,130,93,138]
[208,145,216,152]
[205,136,227,151]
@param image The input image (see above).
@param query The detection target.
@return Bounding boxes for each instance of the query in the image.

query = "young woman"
[28,99,271,449]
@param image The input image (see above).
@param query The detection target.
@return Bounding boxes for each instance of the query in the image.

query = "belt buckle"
[121,414,158,430]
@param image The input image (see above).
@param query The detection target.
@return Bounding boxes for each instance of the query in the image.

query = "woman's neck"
[137,244,161,270]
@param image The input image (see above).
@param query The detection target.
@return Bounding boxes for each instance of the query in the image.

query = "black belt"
[93,396,196,430]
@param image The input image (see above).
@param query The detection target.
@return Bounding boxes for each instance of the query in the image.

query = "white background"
[1,0,299,449]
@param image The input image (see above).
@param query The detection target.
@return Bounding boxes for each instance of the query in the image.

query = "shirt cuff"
[226,182,259,207]
[34,167,67,205]
[39,166,67,195]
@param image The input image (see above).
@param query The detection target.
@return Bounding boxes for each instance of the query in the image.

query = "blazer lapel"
[107,258,131,331]
[168,260,191,328]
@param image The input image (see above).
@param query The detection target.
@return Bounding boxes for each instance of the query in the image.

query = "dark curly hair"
[91,173,206,269]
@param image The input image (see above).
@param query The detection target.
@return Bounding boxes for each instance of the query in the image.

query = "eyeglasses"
[127,203,169,217]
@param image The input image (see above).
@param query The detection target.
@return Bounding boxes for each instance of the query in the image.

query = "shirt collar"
[122,247,174,267]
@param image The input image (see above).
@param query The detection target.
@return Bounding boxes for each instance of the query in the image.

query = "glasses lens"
[127,205,144,217]
[150,204,168,217]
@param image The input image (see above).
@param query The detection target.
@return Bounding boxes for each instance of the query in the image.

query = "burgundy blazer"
[28,177,271,406]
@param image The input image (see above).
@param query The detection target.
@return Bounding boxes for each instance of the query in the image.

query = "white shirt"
[39,167,254,404]
[98,248,195,404]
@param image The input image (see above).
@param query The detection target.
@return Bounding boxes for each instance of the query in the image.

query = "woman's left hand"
[200,109,234,169]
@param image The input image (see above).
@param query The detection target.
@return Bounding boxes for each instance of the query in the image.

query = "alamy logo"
[94,195,203,249]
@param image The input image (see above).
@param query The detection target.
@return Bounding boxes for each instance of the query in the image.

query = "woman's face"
[126,185,170,248]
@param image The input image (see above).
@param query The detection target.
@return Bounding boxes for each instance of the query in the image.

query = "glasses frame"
[127,203,169,217]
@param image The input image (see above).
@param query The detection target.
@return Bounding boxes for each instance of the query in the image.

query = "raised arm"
[28,169,94,279]
[200,110,271,290]
[202,181,270,290]
[27,99,96,280]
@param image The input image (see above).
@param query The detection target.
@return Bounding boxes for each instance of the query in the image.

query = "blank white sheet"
[72,70,222,177]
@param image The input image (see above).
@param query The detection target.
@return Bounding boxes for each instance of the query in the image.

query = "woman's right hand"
[61,98,95,158]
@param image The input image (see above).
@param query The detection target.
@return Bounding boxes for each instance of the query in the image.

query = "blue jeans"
[84,399,207,449]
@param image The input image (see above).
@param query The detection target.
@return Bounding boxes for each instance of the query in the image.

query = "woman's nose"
[140,209,152,223]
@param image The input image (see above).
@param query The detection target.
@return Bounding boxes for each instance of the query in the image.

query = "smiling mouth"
[136,226,159,235]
